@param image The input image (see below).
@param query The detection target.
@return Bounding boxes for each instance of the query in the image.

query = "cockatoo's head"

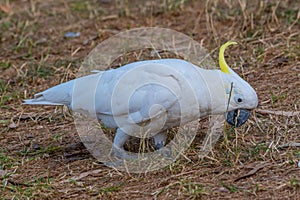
[219,41,258,127]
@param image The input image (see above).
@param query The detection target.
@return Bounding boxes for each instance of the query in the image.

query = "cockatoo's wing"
[92,60,198,133]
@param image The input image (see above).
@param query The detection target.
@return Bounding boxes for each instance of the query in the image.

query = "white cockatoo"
[24,41,258,157]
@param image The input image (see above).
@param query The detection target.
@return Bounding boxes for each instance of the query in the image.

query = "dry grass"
[0,0,299,199]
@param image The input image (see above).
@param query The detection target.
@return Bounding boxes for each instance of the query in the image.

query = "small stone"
[36,125,43,129]
[26,134,34,139]
[247,74,254,78]
[217,187,230,193]
[8,122,17,129]
[35,37,47,45]
[242,63,250,68]
[32,144,40,150]
[0,170,8,177]
[64,32,80,38]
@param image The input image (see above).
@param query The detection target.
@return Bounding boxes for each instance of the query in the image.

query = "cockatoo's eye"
[234,95,243,104]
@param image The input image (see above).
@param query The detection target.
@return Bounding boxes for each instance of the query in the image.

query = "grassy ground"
[0,0,299,199]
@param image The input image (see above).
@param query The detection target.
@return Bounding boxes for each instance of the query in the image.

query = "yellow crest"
[219,41,237,74]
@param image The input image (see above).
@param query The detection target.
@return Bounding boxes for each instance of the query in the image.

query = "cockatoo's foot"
[113,147,138,160]
[155,141,164,150]
[104,159,123,167]
[154,132,166,149]
[103,148,138,168]
[153,132,172,158]
[157,146,172,159]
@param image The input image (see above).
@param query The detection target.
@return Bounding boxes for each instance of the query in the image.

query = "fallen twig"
[60,169,103,183]
[278,142,300,149]
[256,109,300,117]
[0,4,11,13]
[234,162,270,182]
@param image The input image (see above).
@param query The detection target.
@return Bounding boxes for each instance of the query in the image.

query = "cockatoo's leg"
[113,128,130,150]
[113,129,170,160]
[112,128,134,160]
[153,132,166,150]
[153,131,172,158]
[113,128,143,160]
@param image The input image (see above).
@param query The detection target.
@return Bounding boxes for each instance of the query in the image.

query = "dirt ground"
[0,0,299,199]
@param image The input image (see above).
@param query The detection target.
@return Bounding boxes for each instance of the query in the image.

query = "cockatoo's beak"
[226,109,250,127]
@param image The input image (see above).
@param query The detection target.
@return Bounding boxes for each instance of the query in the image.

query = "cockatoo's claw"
[155,141,164,150]
[157,146,172,159]
[113,147,138,160]
[226,109,250,127]
[104,160,123,167]
[104,149,138,167]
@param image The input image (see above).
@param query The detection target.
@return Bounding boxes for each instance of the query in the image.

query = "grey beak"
[226,109,250,127]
